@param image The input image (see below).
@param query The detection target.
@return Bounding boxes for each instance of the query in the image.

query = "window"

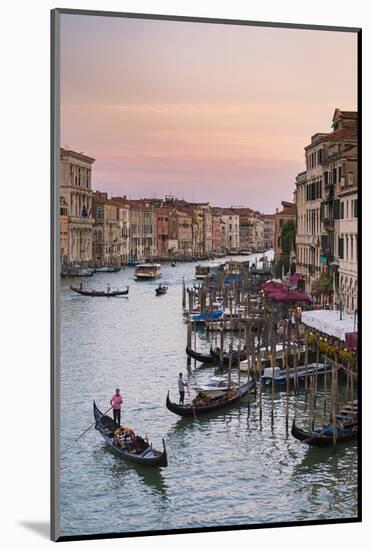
[353,199,358,218]
[338,237,344,259]
[318,149,323,164]
[333,168,337,184]
[349,172,354,185]
[324,171,328,186]
[340,202,344,219]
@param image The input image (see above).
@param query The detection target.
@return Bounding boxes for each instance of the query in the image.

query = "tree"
[273,220,296,278]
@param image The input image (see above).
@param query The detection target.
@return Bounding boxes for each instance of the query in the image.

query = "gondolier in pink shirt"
[110,388,123,428]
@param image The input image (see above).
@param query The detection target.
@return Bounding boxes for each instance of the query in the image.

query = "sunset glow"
[61,14,357,211]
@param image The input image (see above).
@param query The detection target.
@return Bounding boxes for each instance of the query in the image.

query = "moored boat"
[70,285,129,297]
[94,402,167,467]
[166,378,256,417]
[191,309,223,324]
[134,263,162,280]
[185,345,247,366]
[61,268,95,278]
[95,266,121,273]
[194,262,221,280]
[261,362,332,386]
[291,400,358,447]
[185,346,219,365]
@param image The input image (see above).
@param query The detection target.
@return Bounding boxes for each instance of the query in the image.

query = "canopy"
[345,332,358,349]
[301,310,358,341]
[268,290,311,303]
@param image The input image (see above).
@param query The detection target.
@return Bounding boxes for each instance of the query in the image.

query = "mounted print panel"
[51,9,360,542]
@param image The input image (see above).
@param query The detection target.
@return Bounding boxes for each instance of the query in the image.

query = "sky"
[60,14,357,213]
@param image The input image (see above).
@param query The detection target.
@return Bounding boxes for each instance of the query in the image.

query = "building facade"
[220,210,240,252]
[295,109,358,311]
[262,214,274,249]
[60,148,95,264]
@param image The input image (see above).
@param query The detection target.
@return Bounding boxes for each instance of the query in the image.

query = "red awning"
[345,332,358,349]
[268,290,311,303]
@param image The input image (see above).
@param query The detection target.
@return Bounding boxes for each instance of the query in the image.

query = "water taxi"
[194,262,221,280]
[134,263,161,280]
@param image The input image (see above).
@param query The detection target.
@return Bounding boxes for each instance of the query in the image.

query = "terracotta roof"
[326,127,358,141]
[337,110,357,119]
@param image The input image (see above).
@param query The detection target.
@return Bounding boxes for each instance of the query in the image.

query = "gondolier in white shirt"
[178,372,188,405]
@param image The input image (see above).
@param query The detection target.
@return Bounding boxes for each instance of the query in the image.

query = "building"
[170,210,193,256]
[156,209,171,257]
[60,196,69,263]
[295,108,358,310]
[202,210,213,255]
[60,148,95,264]
[220,209,240,252]
[262,214,275,249]
[92,192,129,266]
[212,215,224,253]
[335,146,358,313]
[127,200,156,261]
[273,201,296,259]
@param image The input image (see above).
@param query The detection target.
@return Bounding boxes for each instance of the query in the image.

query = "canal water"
[59,252,358,537]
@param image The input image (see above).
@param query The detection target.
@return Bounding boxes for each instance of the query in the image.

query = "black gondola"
[166,378,256,417]
[185,346,247,366]
[155,285,168,296]
[70,285,129,297]
[93,402,168,467]
[291,400,358,447]
[291,419,357,447]
[185,346,218,364]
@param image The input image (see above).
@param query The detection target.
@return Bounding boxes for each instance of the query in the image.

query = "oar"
[75,406,113,442]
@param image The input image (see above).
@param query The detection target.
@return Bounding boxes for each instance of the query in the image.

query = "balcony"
[69,215,95,225]
[322,217,334,232]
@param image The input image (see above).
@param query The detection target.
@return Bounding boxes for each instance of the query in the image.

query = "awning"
[345,332,358,349]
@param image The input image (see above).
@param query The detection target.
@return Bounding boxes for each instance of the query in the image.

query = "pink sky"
[60,14,357,212]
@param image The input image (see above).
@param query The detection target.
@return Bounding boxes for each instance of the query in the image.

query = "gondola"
[291,418,358,447]
[166,378,256,417]
[70,285,129,297]
[185,346,219,364]
[95,266,121,273]
[291,400,358,447]
[185,346,247,366]
[93,402,168,467]
[155,285,168,296]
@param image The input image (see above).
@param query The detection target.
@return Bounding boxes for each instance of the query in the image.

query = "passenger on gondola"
[79,282,83,290]
[178,372,188,405]
[110,388,123,428]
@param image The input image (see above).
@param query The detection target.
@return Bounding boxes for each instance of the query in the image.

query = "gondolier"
[110,388,123,427]
[178,373,187,405]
